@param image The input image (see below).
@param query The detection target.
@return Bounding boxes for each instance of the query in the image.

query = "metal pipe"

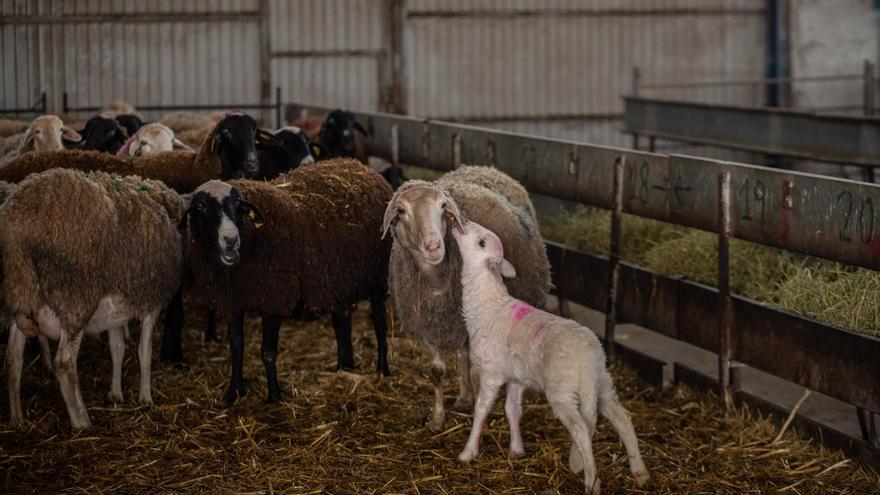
[604,156,625,362]
[864,60,876,117]
[718,172,733,408]
[275,87,282,129]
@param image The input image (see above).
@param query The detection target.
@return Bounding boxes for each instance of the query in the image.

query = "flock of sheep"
[0,103,648,493]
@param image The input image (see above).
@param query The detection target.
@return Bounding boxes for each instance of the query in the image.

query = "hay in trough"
[1,303,877,493]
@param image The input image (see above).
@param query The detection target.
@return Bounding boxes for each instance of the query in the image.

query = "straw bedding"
[1,302,877,493]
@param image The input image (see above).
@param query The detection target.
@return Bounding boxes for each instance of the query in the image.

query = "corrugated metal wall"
[1,0,766,149]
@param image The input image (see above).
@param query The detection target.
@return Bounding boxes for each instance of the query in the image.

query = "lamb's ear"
[381,195,402,239]
[255,128,280,150]
[61,126,82,143]
[20,128,35,150]
[486,257,517,279]
[353,120,368,137]
[172,138,192,151]
[238,200,265,229]
[441,190,466,233]
[177,193,194,230]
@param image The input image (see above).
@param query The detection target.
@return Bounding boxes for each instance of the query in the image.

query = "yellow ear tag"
[249,210,264,229]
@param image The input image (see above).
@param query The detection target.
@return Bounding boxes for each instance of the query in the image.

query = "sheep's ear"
[172,138,192,151]
[20,128,35,149]
[255,128,280,150]
[486,257,517,279]
[381,196,402,239]
[177,193,194,230]
[239,200,265,229]
[62,126,82,143]
[310,142,328,160]
[441,191,466,234]
[353,120,368,137]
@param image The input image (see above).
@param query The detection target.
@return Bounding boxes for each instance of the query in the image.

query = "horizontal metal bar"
[428,113,623,124]
[288,102,880,271]
[408,8,764,19]
[545,242,880,414]
[624,96,880,166]
[66,103,276,113]
[0,12,262,25]
[0,108,42,115]
[270,49,384,59]
[639,73,864,90]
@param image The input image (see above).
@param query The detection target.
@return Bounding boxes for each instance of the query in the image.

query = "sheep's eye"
[441,202,447,209]
[478,239,486,248]
[196,201,206,211]
[396,207,405,215]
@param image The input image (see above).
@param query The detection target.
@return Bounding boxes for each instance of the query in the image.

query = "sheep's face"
[383,185,463,267]
[213,114,261,180]
[23,115,81,152]
[451,220,517,280]
[185,181,264,267]
[81,116,128,153]
[129,123,188,157]
[320,109,366,157]
[115,114,144,138]
[274,126,316,166]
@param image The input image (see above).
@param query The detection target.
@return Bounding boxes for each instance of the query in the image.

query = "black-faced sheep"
[253,126,319,180]
[381,166,552,430]
[114,114,144,139]
[79,115,130,154]
[452,221,649,494]
[1,168,186,429]
[182,158,392,403]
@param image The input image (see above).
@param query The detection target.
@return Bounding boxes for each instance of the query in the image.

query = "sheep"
[114,114,145,139]
[0,113,271,192]
[0,115,82,162]
[98,100,140,119]
[381,166,552,430]
[252,126,318,180]
[161,112,225,149]
[0,118,29,138]
[1,168,186,430]
[117,122,191,157]
[79,115,130,154]
[182,158,392,402]
[451,220,649,494]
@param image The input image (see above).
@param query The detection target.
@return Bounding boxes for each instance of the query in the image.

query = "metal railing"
[0,93,48,117]
[289,102,880,459]
[62,87,285,129]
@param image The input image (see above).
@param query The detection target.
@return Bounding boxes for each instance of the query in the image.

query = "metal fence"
[289,102,880,458]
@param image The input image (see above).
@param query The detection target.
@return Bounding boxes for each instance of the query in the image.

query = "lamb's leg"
[458,376,503,463]
[55,330,91,430]
[369,292,390,376]
[37,335,55,373]
[331,309,355,371]
[205,310,220,342]
[452,347,475,411]
[224,314,247,403]
[159,286,185,363]
[137,311,159,407]
[107,326,125,404]
[260,314,283,403]
[427,345,446,431]
[550,395,599,495]
[598,375,649,487]
[505,382,525,457]
[7,322,27,426]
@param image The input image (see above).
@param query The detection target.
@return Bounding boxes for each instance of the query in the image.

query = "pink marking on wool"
[528,323,547,347]
[512,303,536,322]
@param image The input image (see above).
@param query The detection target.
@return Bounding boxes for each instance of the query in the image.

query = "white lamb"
[452,220,650,494]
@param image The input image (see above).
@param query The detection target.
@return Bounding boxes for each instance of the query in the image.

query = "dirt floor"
[1,303,878,494]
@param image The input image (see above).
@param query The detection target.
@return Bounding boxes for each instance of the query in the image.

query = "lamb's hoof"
[451,398,474,412]
[457,449,477,463]
[224,386,247,404]
[587,478,601,495]
[107,391,124,404]
[138,394,154,408]
[508,446,525,458]
[70,418,92,431]
[633,470,650,488]
[427,416,445,432]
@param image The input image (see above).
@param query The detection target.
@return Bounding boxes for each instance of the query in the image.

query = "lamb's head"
[126,123,190,157]
[381,181,465,266]
[81,115,128,153]
[114,114,144,138]
[451,220,517,280]
[21,115,81,152]
[320,109,366,157]
[212,113,276,180]
[184,180,265,267]
[255,125,318,171]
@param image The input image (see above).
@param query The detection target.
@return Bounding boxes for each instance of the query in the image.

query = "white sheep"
[451,220,650,494]
[117,122,191,157]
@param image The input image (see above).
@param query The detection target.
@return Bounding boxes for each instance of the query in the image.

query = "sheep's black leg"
[159,286,185,363]
[370,292,391,376]
[331,309,355,371]
[261,315,283,403]
[224,313,247,403]
[204,310,220,342]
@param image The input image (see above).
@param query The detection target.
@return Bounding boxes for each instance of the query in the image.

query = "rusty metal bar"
[0,12,263,25]
[274,87,282,129]
[388,0,405,114]
[451,132,461,169]
[390,124,400,168]
[718,172,733,408]
[864,60,876,117]
[640,73,864,90]
[604,157,625,362]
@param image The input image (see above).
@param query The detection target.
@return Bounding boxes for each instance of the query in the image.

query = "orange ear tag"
[249,210,264,229]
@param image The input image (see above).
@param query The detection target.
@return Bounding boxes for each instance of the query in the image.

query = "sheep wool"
[0,169,185,333]
[188,158,392,320]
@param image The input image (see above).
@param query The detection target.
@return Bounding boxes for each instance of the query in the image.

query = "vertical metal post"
[486,136,496,166]
[258,0,272,123]
[452,132,461,169]
[604,156,625,362]
[40,92,47,114]
[390,124,400,168]
[62,92,69,114]
[648,136,656,153]
[864,60,875,116]
[718,172,733,408]
[275,86,282,128]
[631,66,640,96]
[389,0,405,114]
[857,408,879,448]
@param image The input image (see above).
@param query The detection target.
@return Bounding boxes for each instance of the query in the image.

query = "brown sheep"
[1,169,186,429]
[181,158,392,403]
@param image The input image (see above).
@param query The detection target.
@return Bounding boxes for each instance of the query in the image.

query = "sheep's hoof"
[457,449,477,463]
[107,391,124,404]
[508,446,525,458]
[138,394,154,408]
[427,416,445,432]
[451,398,474,412]
[224,386,247,404]
[633,470,650,488]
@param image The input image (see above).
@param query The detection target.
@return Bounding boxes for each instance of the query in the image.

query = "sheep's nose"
[140,140,147,146]
[223,235,237,246]
[423,239,441,253]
